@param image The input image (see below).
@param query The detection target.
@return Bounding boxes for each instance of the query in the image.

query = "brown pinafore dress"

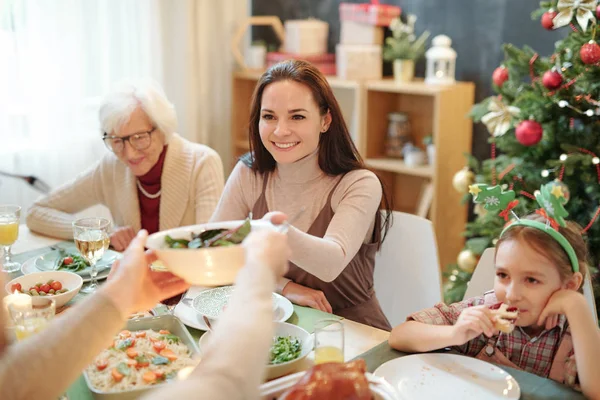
[252,173,392,331]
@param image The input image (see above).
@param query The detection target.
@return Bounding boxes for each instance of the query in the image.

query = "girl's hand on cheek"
[537,289,583,327]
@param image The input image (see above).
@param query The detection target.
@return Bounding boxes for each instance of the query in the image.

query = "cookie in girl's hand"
[489,302,519,333]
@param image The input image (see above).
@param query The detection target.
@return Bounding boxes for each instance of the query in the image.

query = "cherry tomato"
[39,284,51,294]
[10,283,22,293]
[50,281,62,291]
[95,359,108,371]
[63,257,73,265]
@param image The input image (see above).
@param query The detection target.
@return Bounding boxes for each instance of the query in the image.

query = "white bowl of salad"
[5,271,83,309]
[198,321,312,380]
[146,219,276,286]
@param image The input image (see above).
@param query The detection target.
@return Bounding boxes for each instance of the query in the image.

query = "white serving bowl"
[146,219,275,286]
[199,322,312,380]
[5,271,83,309]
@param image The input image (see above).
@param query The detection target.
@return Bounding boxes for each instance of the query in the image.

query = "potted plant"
[383,15,430,82]
[423,134,435,166]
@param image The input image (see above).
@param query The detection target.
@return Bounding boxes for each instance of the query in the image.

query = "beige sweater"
[211,151,382,288]
[26,134,224,238]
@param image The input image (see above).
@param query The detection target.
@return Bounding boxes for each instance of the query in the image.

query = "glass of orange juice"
[0,205,21,273]
[314,319,345,364]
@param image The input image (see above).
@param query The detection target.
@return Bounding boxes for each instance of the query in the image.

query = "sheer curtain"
[0,0,162,219]
[0,0,249,220]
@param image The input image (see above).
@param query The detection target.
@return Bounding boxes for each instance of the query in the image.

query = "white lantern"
[425,35,456,85]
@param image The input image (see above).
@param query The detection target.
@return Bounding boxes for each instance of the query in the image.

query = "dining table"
[6,225,586,399]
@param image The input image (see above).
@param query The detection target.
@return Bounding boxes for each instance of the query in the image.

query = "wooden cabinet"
[231,70,475,269]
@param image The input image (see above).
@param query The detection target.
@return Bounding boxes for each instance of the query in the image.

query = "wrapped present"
[336,44,382,80]
[267,52,337,76]
[340,20,384,45]
[339,0,401,27]
[284,19,329,56]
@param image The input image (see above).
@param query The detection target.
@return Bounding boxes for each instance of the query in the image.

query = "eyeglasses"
[102,128,155,153]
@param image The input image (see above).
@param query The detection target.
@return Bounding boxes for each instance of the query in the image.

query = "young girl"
[211,60,393,330]
[389,213,600,398]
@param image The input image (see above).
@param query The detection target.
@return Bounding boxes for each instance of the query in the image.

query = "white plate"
[21,255,111,283]
[191,285,278,320]
[174,286,294,331]
[33,246,119,277]
[374,354,520,400]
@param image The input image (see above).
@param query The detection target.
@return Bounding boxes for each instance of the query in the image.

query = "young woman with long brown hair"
[211,60,392,330]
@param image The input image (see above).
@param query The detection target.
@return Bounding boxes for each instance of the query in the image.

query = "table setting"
[1,211,586,400]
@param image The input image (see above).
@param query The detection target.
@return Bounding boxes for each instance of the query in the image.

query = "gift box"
[284,19,329,56]
[339,0,401,27]
[340,20,384,45]
[336,44,382,80]
[267,52,337,76]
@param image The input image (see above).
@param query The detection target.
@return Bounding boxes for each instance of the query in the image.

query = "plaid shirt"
[408,291,579,389]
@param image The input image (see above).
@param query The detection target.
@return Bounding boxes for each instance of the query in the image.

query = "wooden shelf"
[365,79,456,96]
[365,158,433,178]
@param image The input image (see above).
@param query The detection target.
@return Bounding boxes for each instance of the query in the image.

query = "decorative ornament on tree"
[457,249,478,273]
[452,167,475,194]
[515,120,543,146]
[542,69,563,89]
[481,96,521,137]
[597,4,600,19]
[553,0,596,32]
[580,41,600,64]
[547,179,571,204]
[541,10,558,30]
[492,66,509,87]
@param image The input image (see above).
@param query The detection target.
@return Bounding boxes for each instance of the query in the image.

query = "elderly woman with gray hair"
[26,80,224,250]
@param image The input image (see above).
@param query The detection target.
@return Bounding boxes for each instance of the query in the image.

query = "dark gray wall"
[251,0,566,160]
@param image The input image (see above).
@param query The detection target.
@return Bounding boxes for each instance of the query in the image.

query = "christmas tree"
[443,0,600,314]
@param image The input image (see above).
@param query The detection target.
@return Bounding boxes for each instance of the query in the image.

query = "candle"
[3,290,32,313]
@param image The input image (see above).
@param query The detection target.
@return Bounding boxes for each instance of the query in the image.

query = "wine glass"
[0,205,21,273]
[72,217,110,293]
[314,319,345,364]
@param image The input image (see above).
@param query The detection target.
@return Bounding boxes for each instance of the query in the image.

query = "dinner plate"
[173,286,294,331]
[34,246,119,277]
[373,354,520,400]
[192,285,278,320]
[21,255,111,283]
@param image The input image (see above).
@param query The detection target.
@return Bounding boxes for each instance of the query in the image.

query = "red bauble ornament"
[515,120,543,146]
[492,66,509,87]
[596,4,600,19]
[542,70,563,89]
[541,11,557,30]
[580,41,600,65]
